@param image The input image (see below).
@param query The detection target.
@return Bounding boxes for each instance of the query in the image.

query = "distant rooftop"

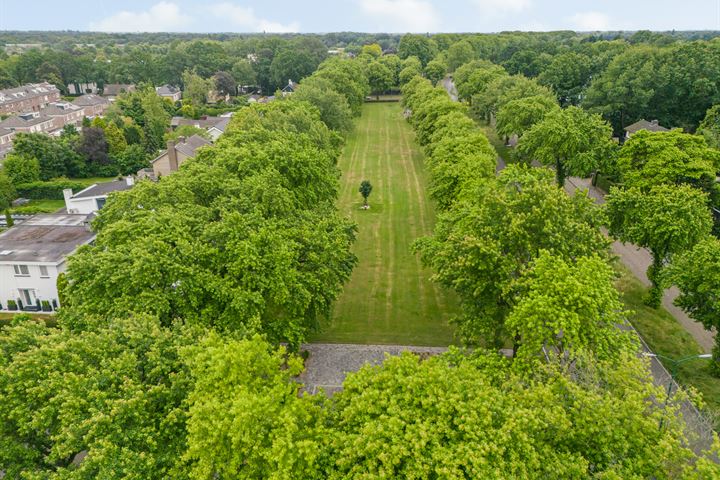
[72,94,109,106]
[0,214,95,263]
[71,178,133,199]
[156,84,180,96]
[624,119,669,134]
[0,82,59,106]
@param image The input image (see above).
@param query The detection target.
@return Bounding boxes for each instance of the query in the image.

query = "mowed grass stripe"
[311,102,459,346]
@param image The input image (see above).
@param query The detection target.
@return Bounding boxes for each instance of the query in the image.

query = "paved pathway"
[299,343,448,395]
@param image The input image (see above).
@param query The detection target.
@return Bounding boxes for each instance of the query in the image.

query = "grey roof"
[41,102,82,116]
[157,84,180,96]
[0,214,95,263]
[102,84,135,96]
[211,116,231,132]
[171,116,226,129]
[0,82,59,107]
[175,134,211,156]
[0,114,54,129]
[624,119,669,134]
[151,134,211,165]
[72,94,109,106]
[71,179,132,199]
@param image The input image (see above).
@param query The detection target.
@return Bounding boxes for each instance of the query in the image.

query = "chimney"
[650,119,659,126]
[167,139,178,172]
[125,176,135,186]
[63,188,73,208]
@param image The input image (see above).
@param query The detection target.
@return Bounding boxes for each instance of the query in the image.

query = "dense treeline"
[393,73,720,476]
[445,44,720,371]
[0,56,369,476]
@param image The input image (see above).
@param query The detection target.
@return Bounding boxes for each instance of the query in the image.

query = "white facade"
[64,177,134,214]
[0,213,95,313]
[63,191,106,214]
[0,261,62,312]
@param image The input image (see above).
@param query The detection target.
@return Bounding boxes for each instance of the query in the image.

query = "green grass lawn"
[10,199,65,214]
[477,122,513,162]
[310,102,460,345]
[615,264,720,425]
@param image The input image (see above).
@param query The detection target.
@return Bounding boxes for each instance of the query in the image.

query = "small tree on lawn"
[359,180,373,208]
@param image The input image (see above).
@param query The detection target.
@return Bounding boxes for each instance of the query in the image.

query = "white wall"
[64,195,101,215]
[0,262,62,311]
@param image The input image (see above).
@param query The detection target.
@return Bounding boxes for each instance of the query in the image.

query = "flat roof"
[0,214,95,263]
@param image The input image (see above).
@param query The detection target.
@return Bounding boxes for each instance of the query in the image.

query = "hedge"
[15,180,88,200]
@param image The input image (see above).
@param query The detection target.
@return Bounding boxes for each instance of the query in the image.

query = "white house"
[0,214,95,312]
[63,177,135,214]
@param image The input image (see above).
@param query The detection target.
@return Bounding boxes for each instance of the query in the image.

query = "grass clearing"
[10,199,65,214]
[310,102,459,346]
[615,264,720,424]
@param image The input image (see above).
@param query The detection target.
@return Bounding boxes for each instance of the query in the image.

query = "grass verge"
[616,263,720,426]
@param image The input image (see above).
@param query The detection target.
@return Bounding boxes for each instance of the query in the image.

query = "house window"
[13,264,29,276]
[96,197,107,209]
[39,265,49,278]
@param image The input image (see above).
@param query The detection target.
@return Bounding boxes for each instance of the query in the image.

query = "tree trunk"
[555,159,566,187]
[645,253,664,308]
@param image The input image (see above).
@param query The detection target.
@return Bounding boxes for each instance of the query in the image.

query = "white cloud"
[89,2,191,32]
[473,0,531,14]
[210,3,300,33]
[569,11,611,31]
[359,0,439,32]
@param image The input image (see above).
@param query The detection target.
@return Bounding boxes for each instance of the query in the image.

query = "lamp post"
[643,352,712,429]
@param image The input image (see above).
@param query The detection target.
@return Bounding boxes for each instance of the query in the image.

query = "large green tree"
[507,251,634,366]
[518,106,616,186]
[669,237,720,375]
[618,129,720,202]
[327,350,706,479]
[416,166,608,346]
[397,34,438,67]
[607,184,713,307]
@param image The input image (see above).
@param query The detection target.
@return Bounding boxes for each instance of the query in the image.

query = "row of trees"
[411,32,720,135]
[450,56,720,373]
[0,36,331,96]
[397,73,719,476]
[0,56,373,477]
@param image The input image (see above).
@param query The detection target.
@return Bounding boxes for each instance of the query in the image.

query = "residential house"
[63,177,135,214]
[102,83,136,100]
[0,82,61,115]
[72,94,110,118]
[170,115,231,141]
[281,80,299,96]
[624,119,669,139]
[0,112,57,136]
[156,84,182,102]
[150,135,211,177]
[41,102,85,131]
[0,214,95,312]
[67,82,99,95]
[247,94,262,103]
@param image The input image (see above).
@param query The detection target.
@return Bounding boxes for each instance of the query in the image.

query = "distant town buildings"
[0,82,61,115]
[0,214,95,313]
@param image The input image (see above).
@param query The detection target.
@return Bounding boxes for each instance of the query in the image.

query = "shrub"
[15,180,88,200]
[7,299,17,311]
[41,300,52,312]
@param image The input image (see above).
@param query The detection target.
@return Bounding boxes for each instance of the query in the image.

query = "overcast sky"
[1,0,719,33]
